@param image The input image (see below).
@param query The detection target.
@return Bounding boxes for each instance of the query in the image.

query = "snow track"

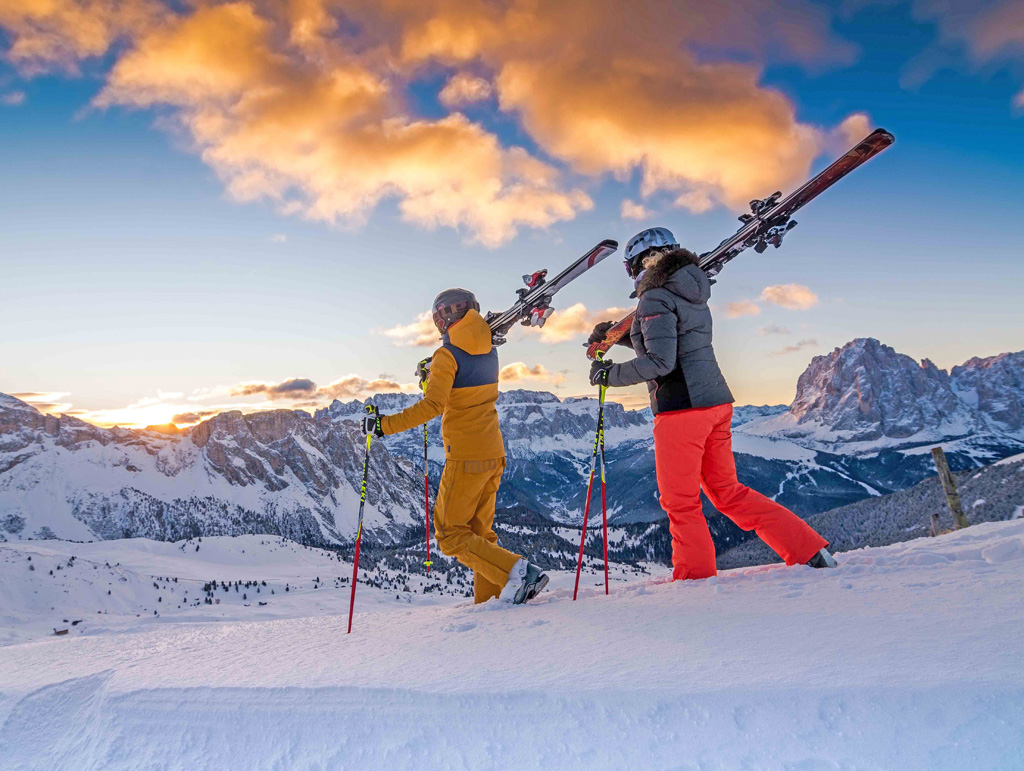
[2,522,1023,769]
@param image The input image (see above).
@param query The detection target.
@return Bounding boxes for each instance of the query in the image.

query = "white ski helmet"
[624,227,678,277]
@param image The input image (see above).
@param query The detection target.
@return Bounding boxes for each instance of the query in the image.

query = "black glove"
[589,359,613,387]
[585,320,615,346]
[360,413,385,438]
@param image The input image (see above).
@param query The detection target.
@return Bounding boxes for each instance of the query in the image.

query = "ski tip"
[599,238,619,250]
[869,127,895,144]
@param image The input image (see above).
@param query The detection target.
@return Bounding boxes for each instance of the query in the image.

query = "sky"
[1,0,1023,428]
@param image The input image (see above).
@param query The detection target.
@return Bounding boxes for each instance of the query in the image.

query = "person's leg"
[653,409,718,580]
[700,404,827,565]
[433,459,521,600]
[468,459,509,603]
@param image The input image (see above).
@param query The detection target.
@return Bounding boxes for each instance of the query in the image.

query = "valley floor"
[1,523,1023,769]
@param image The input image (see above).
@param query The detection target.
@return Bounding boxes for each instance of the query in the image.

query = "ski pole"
[573,354,609,600]
[418,359,433,574]
[348,403,377,634]
[598,380,609,595]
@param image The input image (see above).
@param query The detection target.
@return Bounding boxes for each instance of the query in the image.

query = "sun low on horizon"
[2,0,1024,429]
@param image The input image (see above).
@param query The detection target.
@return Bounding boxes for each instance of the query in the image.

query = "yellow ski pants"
[434,457,521,603]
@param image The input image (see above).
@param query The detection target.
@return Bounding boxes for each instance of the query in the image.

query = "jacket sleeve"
[606,295,678,387]
[380,348,455,435]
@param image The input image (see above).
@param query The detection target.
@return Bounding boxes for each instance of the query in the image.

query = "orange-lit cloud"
[760,283,818,310]
[726,300,761,319]
[620,199,651,220]
[439,72,492,106]
[10,391,73,413]
[771,338,819,357]
[0,0,869,244]
[499,362,565,385]
[9,374,417,429]
[0,0,162,73]
[522,303,634,344]
[380,312,440,347]
[316,375,408,400]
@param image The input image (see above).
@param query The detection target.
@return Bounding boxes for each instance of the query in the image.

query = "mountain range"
[2,338,1023,562]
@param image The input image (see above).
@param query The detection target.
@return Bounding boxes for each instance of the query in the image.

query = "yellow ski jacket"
[381,309,504,461]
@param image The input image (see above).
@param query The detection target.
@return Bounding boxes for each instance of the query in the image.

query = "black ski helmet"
[432,288,480,334]
[624,226,678,278]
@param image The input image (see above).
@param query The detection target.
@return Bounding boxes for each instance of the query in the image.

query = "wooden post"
[931,447,970,530]
[929,512,941,537]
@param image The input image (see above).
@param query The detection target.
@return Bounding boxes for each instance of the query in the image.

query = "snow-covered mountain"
[2,337,1023,554]
[0,393,425,545]
[740,338,1023,452]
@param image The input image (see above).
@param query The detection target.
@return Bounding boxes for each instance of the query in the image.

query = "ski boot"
[807,548,839,569]
[501,558,550,604]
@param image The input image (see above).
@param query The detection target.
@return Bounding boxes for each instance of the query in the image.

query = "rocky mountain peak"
[787,338,969,442]
[951,350,1024,432]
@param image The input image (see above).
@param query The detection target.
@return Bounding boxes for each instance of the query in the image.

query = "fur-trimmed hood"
[634,249,709,303]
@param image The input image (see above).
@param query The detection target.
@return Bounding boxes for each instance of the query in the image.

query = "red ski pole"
[598,383,609,595]
[573,368,609,600]
[348,404,376,634]
[418,360,433,574]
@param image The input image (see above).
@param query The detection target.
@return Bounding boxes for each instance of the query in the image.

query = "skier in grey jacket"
[587,227,836,580]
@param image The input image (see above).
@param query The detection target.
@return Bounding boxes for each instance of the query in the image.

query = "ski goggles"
[432,299,480,333]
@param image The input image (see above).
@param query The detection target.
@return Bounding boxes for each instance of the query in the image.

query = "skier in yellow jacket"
[361,288,549,604]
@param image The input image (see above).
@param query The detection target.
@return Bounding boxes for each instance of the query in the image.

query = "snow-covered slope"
[1,521,1022,769]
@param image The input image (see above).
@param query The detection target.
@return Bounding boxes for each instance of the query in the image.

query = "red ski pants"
[653,403,827,581]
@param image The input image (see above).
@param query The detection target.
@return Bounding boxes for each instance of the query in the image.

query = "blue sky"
[1,0,1022,426]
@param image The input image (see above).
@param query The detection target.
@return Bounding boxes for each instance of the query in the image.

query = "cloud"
[269,233,287,243]
[316,376,406,400]
[10,391,73,413]
[522,303,634,344]
[499,362,565,384]
[758,324,791,336]
[905,1,1024,106]
[760,283,818,310]
[439,72,492,106]
[230,377,317,399]
[170,411,216,425]
[1,91,26,105]
[725,300,761,318]
[380,311,440,347]
[620,199,651,220]
[771,338,819,356]
[88,2,590,247]
[1,0,867,244]
[392,0,858,212]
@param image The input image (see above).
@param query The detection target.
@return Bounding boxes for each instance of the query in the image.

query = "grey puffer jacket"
[607,249,734,415]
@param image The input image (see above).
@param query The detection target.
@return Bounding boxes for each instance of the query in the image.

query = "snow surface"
[1,523,1023,769]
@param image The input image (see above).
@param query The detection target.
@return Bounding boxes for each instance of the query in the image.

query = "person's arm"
[380,348,455,435]
[605,295,678,387]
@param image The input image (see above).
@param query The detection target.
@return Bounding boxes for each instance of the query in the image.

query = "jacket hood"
[635,249,709,304]
[446,308,493,355]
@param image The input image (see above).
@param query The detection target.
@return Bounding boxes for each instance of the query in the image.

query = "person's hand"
[360,413,385,438]
[415,357,432,388]
[589,359,614,387]
[585,320,615,346]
